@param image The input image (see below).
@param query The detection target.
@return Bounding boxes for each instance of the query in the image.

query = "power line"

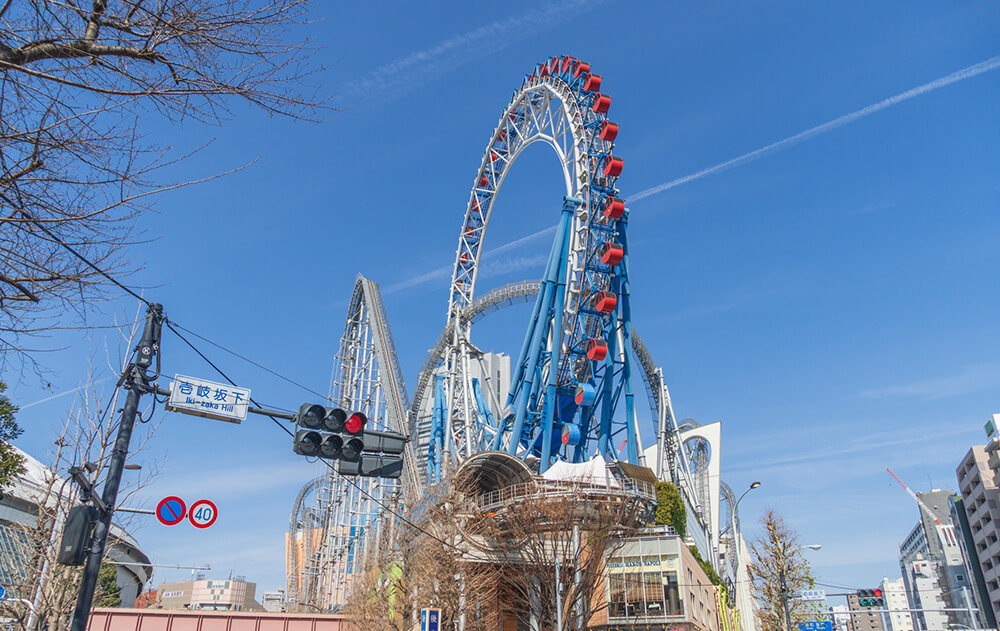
[24,213,325,406]
[166,320,329,402]
[23,212,151,308]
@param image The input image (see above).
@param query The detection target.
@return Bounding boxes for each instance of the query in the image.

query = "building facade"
[594,527,723,631]
[829,605,853,631]
[954,445,1000,628]
[898,488,975,631]
[878,577,913,631]
[261,589,286,613]
[143,578,261,612]
[845,594,885,631]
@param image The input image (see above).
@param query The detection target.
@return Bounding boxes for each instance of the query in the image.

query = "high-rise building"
[879,577,913,631]
[413,351,510,483]
[954,444,999,628]
[898,488,972,630]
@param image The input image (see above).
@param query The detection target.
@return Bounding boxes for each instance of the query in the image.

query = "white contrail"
[20,377,111,410]
[383,225,555,295]
[341,0,606,102]
[630,55,1000,201]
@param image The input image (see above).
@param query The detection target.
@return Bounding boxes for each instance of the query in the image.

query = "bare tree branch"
[0,0,329,369]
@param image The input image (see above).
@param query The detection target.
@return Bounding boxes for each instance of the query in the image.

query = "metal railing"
[474,476,656,513]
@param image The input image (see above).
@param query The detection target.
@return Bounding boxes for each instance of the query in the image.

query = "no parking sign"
[156,496,186,526]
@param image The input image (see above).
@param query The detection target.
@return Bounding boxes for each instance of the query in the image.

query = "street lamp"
[730,482,761,631]
[781,544,822,631]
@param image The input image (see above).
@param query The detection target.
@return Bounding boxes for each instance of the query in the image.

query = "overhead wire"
[166,320,330,402]
[24,215,326,406]
[23,212,152,309]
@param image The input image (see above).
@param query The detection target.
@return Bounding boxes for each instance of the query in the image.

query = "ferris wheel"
[424,56,639,481]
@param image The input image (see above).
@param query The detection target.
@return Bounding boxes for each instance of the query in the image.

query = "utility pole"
[70,303,163,631]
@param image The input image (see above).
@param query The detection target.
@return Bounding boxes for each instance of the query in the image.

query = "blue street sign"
[420,608,440,631]
[798,622,832,631]
[0,584,6,600]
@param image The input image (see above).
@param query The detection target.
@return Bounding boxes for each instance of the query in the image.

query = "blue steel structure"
[289,59,722,613]
[432,56,638,478]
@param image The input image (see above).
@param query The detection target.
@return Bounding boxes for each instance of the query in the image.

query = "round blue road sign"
[156,496,186,526]
[0,583,7,601]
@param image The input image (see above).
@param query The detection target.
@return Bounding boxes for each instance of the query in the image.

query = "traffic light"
[292,405,406,478]
[857,588,883,608]
[293,405,364,460]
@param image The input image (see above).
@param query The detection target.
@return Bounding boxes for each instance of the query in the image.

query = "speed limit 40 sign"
[188,499,218,529]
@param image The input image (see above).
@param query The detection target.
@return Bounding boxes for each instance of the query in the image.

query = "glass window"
[663,571,682,616]
[643,571,664,615]
[609,573,626,618]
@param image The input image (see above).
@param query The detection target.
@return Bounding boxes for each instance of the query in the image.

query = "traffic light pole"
[70,303,163,631]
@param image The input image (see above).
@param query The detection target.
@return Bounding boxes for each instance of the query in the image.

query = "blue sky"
[6,0,1000,607]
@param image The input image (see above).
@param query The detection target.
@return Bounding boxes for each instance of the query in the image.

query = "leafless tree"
[340,475,505,631]
[0,0,325,364]
[0,316,162,631]
[471,483,649,631]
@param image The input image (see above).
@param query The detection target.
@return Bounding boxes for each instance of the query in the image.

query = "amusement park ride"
[287,56,726,611]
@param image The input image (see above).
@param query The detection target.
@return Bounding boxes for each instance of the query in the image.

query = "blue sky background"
[5,0,1000,607]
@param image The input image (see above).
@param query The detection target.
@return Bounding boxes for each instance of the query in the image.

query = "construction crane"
[887,467,943,524]
[886,467,961,554]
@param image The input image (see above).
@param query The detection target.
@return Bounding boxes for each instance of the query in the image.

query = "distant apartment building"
[898,489,972,630]
[261,589,285,613]
[140,578,262,612]
[846,593,885,631]
[879,577,913,631]
[830,605,854,631]
[955,443,1000,628]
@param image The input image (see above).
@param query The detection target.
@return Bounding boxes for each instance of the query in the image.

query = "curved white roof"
[3,445,153,585]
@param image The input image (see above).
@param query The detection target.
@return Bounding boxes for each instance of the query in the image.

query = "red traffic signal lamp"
[345,411,366,434]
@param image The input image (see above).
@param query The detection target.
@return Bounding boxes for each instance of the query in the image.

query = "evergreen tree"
[653,480,687,536]
[0,380,25,488]
[96,564,122,608]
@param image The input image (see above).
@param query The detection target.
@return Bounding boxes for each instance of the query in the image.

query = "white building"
[261,588,285,612]
[830,605,853,631]
[956,443,1000,627]
[898,488,974,631]
[879,577,913,631]
[413,351,510,483]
